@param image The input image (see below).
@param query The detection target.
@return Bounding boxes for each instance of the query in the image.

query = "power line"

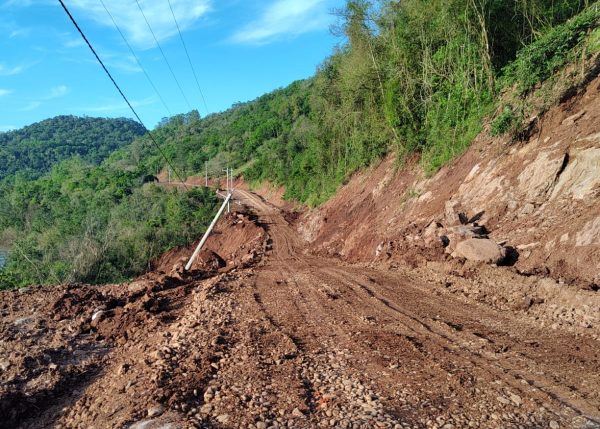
[57,0,189,190]
[166,0,209,116]
[134,0,193,113]
[99,0,172,117]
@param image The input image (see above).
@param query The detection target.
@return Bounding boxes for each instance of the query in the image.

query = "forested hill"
[0,115,146,180]
[131,0,600,206]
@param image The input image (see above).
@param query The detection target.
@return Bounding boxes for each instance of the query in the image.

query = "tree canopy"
[0,115,146,180]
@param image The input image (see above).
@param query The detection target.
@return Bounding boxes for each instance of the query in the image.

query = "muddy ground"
[1,189,599,429]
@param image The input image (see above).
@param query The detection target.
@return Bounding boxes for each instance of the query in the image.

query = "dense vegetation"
[0,158,217,288]
[0,116,218,289]
[126,0,599,205]
[1,1,598,288]
[0,116,145,180]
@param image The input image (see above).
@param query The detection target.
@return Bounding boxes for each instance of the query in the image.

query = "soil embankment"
[298,73,600,338]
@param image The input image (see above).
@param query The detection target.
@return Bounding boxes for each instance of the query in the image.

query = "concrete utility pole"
[223,168,231,213]
[168,167,171,184]
[185,192,232,271]
[205,161,208,187]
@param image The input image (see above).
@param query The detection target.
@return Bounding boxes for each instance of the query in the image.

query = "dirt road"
[1,189,599,429]
[230,189,600,429]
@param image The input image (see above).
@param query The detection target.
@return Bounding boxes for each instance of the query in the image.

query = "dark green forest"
[1,0,599,288]
[0,115,146,180]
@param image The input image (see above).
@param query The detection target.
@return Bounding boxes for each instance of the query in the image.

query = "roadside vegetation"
[1,0,598,288]
[0,159,217,289]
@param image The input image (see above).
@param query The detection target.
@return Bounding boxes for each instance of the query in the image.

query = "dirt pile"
[152,211,268,276]
[0,208,267,429]
[302,74,600,285]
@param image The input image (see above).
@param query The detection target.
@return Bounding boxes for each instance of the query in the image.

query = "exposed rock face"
[452,238,507,264]
[300,73,600,285]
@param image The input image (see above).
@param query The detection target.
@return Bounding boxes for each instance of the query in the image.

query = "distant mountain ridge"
[0,115,146,180]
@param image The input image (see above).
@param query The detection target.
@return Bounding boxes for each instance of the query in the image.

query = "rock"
[496,396,510,405]
[549,421,559,429]
[562,110,585,126]
[513,297,533,311]
[509,393,522,406]
[549,148,600,200]
[447,225,487,240]
[444,225,488,253]
[129,420,154,429]
[242,251,257,263]
[444,200,464,226]
[216,414,229,424]
[147,404,165,418]
[0,360,10,371]
[91,310,106,322]
[256,422,267,429]
[90,310,107,328]
[521,203,535,215]
[576,215,600,246]
[423,221,441,237]
[291,408,304,418]
[452,239,507,264]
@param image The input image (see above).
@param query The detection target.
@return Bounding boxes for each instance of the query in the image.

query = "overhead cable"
[99,0,173,117]
[57,0,189,190]
[134,0,193,112]
[166,0,210,116]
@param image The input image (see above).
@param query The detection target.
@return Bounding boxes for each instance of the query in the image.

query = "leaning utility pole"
[222,167,231,213]
[185,192,232,271]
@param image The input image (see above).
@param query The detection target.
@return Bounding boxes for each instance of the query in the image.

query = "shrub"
[491,105,517,136]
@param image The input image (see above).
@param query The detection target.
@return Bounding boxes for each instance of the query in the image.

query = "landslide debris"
[1,192,600,429]
[298,73,600,338]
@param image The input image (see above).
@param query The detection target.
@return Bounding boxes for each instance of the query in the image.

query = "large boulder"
[452,238,507,264]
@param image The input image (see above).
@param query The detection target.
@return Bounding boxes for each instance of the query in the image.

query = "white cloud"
[9,27,29,38]
[0,63,25,76]
[230,0,332,45]
[16,85,69,112]
[67,0,211,50]
[19,101,41,111]
[80,96,157,113]
[0,88,13,96]
[98,52,142,74]
[64,37,85,48]
[44,85,69,100]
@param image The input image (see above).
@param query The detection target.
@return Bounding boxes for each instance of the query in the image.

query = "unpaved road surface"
[1,189,599,429]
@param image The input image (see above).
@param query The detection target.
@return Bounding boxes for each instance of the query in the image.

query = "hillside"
[1,1,600,427]
[0,115,146,180]
[127,1,600,205]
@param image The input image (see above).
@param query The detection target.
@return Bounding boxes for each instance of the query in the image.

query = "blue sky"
[0,0,345,131]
